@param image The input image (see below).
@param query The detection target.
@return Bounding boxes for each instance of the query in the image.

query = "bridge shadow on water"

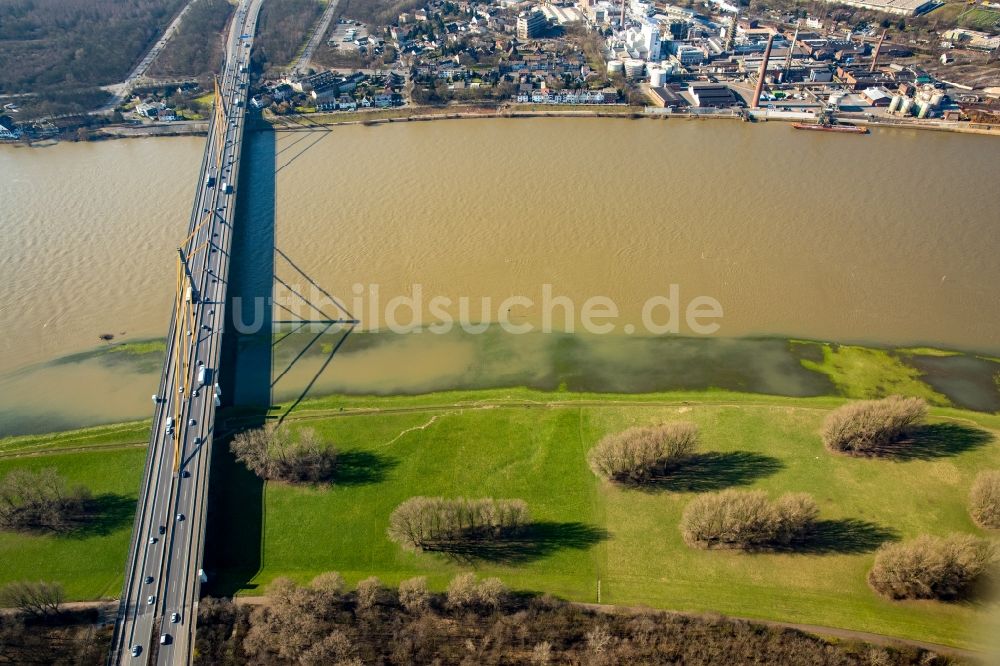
[204,124,275,597]
[203,121,357,597]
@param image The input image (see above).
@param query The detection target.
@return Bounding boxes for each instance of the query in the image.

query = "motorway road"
[107,1,262,664]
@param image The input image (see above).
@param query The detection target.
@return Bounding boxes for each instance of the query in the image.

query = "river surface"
[1,119,998,433]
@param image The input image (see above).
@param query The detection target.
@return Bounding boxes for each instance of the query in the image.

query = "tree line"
[193,573,958,665]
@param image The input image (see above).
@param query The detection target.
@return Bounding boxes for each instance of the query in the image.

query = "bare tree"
[475,577,508,610]
[587,422,699,484]
[680,490,819,550]
[230,425,337,483]
[355,576,382,612]
[311,571,345,598]
[969,470,1000,529]
[387,496,530,551]
[445,573,479,610]
[397,576,431,614]
[868,534,997,601]
[822,396,927,456]
[0,468,91,532]
[0,581,65,617]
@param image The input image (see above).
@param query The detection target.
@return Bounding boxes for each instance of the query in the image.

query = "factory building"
[817,0,937,16]
[688,83,740,107]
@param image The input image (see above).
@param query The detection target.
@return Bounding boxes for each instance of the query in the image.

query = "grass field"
[0,446,144,600]
[209,389,999,650]
[957,7,1000,31]
[2,388,998,650]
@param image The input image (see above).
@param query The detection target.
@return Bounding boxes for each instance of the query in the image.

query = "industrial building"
[862,87,892,106]
[646,85,687,108]
[688,83,740,107]
[817,0,938,16]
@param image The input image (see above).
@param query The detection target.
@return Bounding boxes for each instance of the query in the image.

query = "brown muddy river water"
[1,119,998,433]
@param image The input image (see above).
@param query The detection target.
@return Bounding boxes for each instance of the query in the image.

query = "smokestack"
[784,23,799,76]
[751,33,775,110]
[870,29,886,73]
[620,0,626,30]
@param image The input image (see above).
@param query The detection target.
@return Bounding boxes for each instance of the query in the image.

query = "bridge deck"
[109,1,263,663]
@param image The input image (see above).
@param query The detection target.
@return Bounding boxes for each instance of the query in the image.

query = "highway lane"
[108,1,262,663]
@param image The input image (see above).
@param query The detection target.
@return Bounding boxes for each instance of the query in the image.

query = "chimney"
[751,34,775,109]
[870,29,886,73]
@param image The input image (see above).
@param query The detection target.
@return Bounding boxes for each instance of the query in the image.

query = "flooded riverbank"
[1,119,998,434]
[1,331,997,436]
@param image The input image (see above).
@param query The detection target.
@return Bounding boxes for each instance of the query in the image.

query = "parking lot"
[326,19,370,55]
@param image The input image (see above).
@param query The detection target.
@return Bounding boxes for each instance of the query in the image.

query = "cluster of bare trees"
[0,468,91,532]
[821,396,927,456]
[194,573,951,666]
[147,0,232,78]
[254,0,322,72]
[587,422,699,484]
[868,534,997,601]
[230,425,337,483]
[387,496,529,551]
[969,470,1000,529]
[680,489,819,550]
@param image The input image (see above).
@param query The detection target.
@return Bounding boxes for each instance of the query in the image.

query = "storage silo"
[888,95,902,113]
[930,91,945,107]
[649,67,666,87]
[607,60,624,75]
[917,101,930,118]
[900,97,914,115]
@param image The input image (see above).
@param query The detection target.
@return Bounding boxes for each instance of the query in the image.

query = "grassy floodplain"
[2,344,999,650]
[203,388,1000,650]
[0,423,150,599]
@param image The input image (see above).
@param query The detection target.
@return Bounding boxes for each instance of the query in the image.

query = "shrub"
[821,396,926,456]
[387,496,530,551]
[868,534,997,601]
[230,425,337,483]
[969,470,1000,529]
[0,468,91,532]
[397,576,430,613]
[587,422,698,484]
[680,489,819,550]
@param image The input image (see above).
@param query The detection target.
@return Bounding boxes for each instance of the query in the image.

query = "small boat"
[792,122,868,134]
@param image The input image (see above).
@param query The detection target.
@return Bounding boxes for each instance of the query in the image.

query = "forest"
[0,0,186,94]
